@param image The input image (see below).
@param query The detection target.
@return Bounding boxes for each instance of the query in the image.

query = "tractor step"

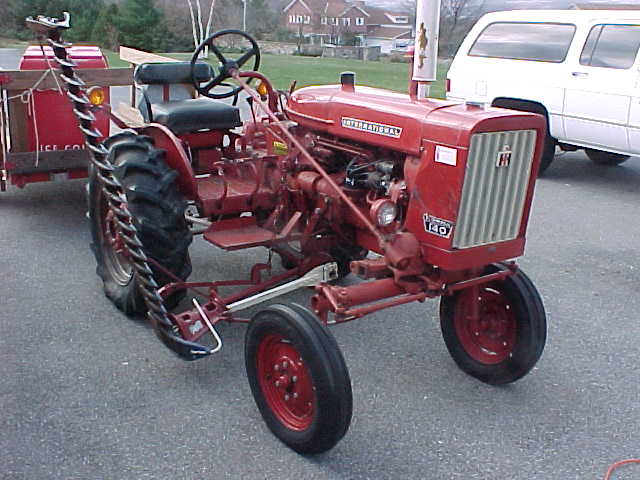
[204,217,276,250]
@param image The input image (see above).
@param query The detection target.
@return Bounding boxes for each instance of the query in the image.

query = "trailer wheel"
[88,132,192,315]
[585,149,630,166]
[439,264,546,385]
[245,304,352,454]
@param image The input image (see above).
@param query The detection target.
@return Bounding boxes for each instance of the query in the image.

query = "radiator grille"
[452,129,536,249]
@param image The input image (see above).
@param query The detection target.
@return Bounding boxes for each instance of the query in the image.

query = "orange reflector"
[257,81,268,97]
[87,86,105,106]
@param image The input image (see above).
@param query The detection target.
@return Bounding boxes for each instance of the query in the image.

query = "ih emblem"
[496,145,512,167]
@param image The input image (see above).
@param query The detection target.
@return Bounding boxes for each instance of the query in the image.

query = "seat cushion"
[135,62,213,85]
[150,97,241,134]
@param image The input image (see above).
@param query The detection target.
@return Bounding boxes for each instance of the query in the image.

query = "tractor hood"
[286,85,545,157]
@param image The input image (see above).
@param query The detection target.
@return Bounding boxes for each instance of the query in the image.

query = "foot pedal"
[204,217,276,250]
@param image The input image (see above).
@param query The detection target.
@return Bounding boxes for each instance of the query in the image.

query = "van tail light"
[445,78,451,93]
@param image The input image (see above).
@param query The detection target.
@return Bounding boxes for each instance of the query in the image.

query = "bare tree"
[441,0,485,57]
[397,0,484,57]
[187,0,216,56]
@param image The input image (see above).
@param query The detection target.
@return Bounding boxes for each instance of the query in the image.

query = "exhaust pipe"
[412,0,441,98]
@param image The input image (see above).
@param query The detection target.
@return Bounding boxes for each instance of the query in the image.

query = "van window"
[469,22,576,62]
[580,24,640,69]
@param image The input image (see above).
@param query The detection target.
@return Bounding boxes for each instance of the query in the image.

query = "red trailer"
[0,45,111,190]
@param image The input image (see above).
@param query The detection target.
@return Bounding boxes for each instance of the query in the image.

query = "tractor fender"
[140,124,197,199]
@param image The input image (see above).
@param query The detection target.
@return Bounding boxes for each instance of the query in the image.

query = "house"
[282,0,413,53]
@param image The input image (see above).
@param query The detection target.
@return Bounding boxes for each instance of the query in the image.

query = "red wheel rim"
[256,334,315,431]
[453,285,517,365]
[100,199,133,285]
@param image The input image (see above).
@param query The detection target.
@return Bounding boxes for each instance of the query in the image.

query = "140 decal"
[423,214,454,238]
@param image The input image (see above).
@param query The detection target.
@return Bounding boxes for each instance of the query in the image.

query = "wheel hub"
[100,201,133,285]
[454,286,517,365]
[257,334,315,431]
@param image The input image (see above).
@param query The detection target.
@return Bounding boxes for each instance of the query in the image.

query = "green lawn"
[104,50,448,98]
[0,38,26,49]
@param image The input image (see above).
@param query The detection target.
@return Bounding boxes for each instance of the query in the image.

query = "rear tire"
[585,149,630,166]
[88,132,192,315]
[439,264,546,385]
[245,304,352,454]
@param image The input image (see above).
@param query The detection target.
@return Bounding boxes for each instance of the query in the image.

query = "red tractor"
[28,13,547,454]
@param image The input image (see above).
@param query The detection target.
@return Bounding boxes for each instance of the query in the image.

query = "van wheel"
[585,149,630,166]
[538,134,556,175]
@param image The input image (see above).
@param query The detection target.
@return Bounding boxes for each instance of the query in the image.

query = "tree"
[92,4,119,49]
[398,0,484,58]
[186,0,215,55]
[440,0,484,57]
[9,0,104,41]
[9,0,71,39]
[64,0,105,43]
[247,0,278,39]
[115,0,168,51]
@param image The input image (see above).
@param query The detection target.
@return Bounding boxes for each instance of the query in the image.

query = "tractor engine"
[282,76,546,274]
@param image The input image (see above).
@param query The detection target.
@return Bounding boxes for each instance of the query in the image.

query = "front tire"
[439,264,546,385]
[88,132,192,315]
[245,304,352,454]
[585,149,630,166]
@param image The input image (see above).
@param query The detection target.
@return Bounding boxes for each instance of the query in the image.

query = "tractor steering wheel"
[191,29,261,100]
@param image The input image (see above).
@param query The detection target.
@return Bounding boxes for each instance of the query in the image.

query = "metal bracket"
[192,298,223,354]
[226,262,339,313]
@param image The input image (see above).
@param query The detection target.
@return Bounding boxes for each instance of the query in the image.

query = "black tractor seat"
[150,97,241,134]
[134,61,241,134]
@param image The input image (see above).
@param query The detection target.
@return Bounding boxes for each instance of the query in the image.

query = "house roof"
[283,0,311,13]
[324,0,351,17]
[367,26,412,39]
[339,4,370,17]
[364,6,411,25]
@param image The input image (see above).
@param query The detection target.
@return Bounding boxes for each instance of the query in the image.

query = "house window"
[304,15,311,24]
[330,17,338,25]
[341,17,351,26]
[289,15,294,23]
[321,16,327,25]
[296,15,303,23]
[394,16,408,23]
[356,17,364,26]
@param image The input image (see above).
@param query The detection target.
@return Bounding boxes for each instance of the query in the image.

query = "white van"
[446,10,640,173]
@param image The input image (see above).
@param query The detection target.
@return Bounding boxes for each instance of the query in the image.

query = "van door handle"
[572,71,589,77]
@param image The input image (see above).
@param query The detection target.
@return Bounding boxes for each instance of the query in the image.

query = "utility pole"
[243,0,247,31]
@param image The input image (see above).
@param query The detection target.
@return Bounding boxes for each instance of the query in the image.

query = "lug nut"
[275,380,280,387]
[293,393,299,399]
[282,361,288,368]
[291,376,298,383]
[274,364,280,371]
[284,394,290,401]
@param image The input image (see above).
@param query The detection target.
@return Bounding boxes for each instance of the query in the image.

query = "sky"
[369,0,640,11]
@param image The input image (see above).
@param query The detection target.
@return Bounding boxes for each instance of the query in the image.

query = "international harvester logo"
[341,117,402,138]
[496,145,512,167]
